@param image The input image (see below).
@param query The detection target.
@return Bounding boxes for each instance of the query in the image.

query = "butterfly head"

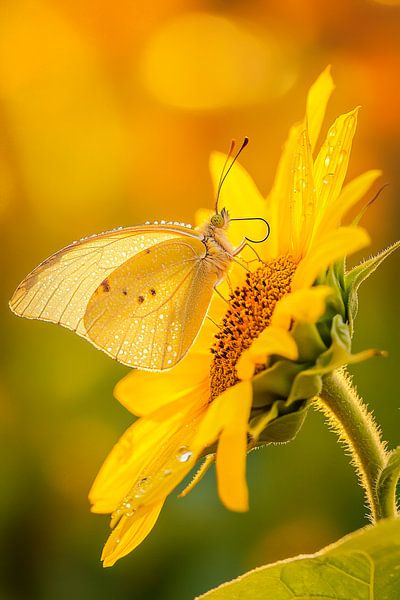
[210,207,230,230]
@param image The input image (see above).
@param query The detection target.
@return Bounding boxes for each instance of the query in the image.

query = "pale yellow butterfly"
[9,140,269,371]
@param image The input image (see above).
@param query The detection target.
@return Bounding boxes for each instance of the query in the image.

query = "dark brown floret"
[210,255,297,400]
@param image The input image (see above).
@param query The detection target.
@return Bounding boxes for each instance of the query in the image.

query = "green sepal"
[287,315,379,405]
[291,321,327,362]
[315,264,346,344]
[251,360,304,408]
[345,240,400,335]
[253,401,308,446]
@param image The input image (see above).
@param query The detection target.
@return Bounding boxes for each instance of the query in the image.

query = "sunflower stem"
[317,369,394,522]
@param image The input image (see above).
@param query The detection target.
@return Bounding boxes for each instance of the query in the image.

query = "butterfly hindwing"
[83,237,218,370]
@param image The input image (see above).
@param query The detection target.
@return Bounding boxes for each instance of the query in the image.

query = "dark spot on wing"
[138,295,145,303]
[145,248,151,254]
[122,289,128,296]
[101,279,111,292]
[150,288,156,296]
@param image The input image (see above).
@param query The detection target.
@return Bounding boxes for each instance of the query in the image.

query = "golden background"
[1,1,399,598]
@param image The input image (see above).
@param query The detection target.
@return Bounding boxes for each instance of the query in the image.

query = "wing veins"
[130,258,201,319]
[57,263,104,325]
[39,258,99,320]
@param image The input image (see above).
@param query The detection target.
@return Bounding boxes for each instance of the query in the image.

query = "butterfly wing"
[10,224,200,334]
[83,237,219,370]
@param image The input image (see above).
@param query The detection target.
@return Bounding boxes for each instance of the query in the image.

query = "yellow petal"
[267,122,303,257]
[102,501,164,567]
[123,409,205,510]
[291,226,370,290]
[319,169,382,232]
[267,68,334,257]
[114,352,211,416]
[271,286,333,330]
[190,381,252,512]
[90,385,208,513]
[191,390,226,453]
[287,128,317,257]
[215,381,252,512]
[306,66,335,151]
[237,327,298,380]
[209,152,268,253]
[313,107,359,223]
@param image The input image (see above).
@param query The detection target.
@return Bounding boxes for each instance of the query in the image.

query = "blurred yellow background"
[1,1,399,598]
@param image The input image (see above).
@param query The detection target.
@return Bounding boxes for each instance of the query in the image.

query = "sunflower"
[89,67,395,566]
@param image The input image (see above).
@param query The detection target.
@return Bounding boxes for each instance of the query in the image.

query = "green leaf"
[197,519,400,599]
[345,240,400,335]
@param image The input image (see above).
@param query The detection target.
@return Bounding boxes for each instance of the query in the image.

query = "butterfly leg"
[225,271,235,295]
[213,286,230,306]
[206,315,221,329]
[237,242,265,265]
[232,257,251,273]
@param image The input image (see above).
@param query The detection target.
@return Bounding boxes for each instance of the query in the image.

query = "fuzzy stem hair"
[315,368,392,522]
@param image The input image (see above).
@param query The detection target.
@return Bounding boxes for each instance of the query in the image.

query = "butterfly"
[9,139,269,371]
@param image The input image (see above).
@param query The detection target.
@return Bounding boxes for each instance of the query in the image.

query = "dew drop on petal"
[176,446,193,463]
[322,173,334,185]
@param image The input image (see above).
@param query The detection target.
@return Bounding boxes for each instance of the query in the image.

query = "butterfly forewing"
[83,237,218,370]
[9,224,201,336]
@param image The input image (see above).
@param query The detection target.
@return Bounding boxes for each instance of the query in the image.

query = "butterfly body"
[10,209,243,371]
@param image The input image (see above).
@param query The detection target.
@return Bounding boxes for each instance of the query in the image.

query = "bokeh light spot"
[140,12,298,110]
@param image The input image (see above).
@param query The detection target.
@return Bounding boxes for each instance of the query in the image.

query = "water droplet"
[163,469,172,477]
[322,173,334,185]
[328,127,336,138]
[115,538,120,544]
[324,155,331,167]
[338,149,347,164]
[176,446,193,463]
[133,476,151,498]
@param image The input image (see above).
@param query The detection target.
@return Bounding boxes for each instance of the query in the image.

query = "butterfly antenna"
[230,216,271,244]
[215,137,249,213]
